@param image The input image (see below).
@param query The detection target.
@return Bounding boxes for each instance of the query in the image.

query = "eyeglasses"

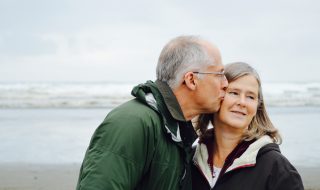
[193,71,226,81]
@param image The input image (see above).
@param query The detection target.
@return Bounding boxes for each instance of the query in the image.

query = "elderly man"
[76,36,228,190]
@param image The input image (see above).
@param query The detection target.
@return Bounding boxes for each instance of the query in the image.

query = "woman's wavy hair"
[195,62,282,144]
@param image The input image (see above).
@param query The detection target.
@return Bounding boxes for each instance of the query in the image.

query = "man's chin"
[211,104,221,113]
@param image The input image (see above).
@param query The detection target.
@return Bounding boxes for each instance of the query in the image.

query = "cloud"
[0,32,57,56]
[0,0,319,82]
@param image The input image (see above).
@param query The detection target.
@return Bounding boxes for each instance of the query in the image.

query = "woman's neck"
[213,123,243,168]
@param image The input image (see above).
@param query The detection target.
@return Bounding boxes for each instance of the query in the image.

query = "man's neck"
[173,89,198,121]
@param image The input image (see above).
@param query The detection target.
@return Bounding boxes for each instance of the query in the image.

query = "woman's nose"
[237,95,246,106]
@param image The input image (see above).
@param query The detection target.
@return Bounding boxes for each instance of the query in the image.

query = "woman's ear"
[183,72,197,90]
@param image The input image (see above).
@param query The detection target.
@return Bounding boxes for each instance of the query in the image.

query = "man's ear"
[184,72,197,90]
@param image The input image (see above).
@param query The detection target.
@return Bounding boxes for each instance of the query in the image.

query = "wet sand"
[0,163,318,190]
[0,163,80,190]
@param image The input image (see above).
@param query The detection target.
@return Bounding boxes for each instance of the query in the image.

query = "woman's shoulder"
[257,143,304,189]
[258,143,299,172]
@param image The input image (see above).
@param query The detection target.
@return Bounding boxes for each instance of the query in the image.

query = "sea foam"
[1,82,320,108]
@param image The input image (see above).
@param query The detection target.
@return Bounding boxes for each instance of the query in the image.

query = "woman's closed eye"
[228,91,238,96]
[247,95,255,100]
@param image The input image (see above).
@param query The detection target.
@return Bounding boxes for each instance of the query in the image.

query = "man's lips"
[219,93,225,100]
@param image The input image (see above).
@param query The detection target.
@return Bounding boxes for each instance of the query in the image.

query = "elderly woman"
[192,62,304,190]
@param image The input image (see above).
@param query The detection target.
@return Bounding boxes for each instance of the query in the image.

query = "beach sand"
[0,163,319,190]
[296,166,320,190]
[0,163,79,190]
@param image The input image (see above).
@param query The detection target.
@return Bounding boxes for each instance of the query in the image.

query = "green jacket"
[76,80,197,190]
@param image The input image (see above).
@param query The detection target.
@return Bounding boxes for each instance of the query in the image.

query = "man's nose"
[222,79,228,90]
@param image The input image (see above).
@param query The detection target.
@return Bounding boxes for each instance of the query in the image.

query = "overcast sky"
[0,0,319,83]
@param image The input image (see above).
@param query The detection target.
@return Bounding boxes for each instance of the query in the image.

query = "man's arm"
[76,109,157,190]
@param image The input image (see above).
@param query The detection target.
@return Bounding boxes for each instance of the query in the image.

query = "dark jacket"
[76,80,197,190]
[192,135,304,190]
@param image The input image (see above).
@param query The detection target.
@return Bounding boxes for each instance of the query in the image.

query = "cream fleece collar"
[193,135,274,188]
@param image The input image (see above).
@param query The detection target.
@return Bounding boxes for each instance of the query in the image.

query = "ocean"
[1,81,320,108]
[0,82,319,168]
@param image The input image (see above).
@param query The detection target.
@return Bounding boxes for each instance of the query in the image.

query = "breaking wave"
[1,81,320,108]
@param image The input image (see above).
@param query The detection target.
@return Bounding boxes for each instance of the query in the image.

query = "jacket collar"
[131,80,192,144]
[155,80,186,122]
[226,135,273,173]
[193,134,274,188]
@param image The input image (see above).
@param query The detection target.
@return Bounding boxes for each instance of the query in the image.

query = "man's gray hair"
[156,36,215,89]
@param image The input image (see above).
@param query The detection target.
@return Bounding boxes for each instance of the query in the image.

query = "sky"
[0,0,319,83]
